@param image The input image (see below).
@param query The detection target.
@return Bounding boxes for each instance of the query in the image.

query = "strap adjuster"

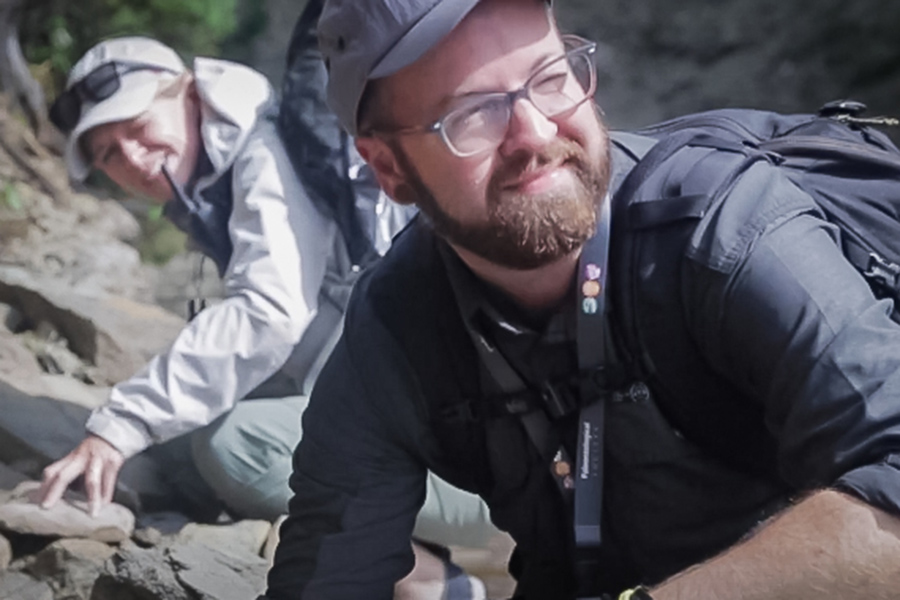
[863,252,900,293]
[540,380,579,419]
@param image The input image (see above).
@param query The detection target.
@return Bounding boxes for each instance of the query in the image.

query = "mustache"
[489,137,590,193]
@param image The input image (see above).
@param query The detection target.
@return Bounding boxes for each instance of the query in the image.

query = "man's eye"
[531,72,568,95]
[97,145,120,167]
[129,116,151,134]
[453,98,507,134]
[448,103,493,131]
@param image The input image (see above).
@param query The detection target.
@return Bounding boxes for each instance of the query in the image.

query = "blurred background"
[0,0,897,303]
[13,0,900,134]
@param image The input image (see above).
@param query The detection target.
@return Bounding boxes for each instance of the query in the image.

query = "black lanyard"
[573,195,611,548]
[460,197,612,550]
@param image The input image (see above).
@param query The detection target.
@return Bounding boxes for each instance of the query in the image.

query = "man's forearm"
[651,489,900,600]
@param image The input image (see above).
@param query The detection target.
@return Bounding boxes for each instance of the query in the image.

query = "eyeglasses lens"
[444,44,595,157]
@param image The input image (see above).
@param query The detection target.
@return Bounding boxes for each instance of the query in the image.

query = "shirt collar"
[438,237,576,344]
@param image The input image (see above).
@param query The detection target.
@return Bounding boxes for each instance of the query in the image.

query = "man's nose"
[498,98,558,157]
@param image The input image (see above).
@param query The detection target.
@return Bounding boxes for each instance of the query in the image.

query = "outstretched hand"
[38,435,124,517]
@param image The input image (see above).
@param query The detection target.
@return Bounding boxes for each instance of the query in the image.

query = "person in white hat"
[39,36,495,598]
[40,34,335,523]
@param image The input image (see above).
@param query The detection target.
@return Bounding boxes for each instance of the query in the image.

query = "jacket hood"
[193,57,276,184]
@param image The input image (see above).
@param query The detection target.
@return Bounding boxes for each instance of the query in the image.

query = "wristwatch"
[619,586,654,600]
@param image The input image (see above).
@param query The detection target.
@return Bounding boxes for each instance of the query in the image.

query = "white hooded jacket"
[86,58,351,458]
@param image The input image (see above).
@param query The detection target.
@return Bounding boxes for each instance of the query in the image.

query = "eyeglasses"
[49,62,173,134]
[372,35,597,158]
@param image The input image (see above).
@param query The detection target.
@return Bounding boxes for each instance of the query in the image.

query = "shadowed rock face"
[554,0,900,132]
[0,268,185,386]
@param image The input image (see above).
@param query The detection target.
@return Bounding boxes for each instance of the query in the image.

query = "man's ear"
[355,136,415,205]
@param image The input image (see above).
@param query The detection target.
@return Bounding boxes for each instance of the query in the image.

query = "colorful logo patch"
[582,280,601,298]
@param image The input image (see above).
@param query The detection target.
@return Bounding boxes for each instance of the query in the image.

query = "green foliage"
[1,183,23,213]
[21,0,241,93]
[137,211,188,265]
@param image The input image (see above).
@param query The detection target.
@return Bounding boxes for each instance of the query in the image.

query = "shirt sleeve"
[687,163,900,516]
[263,294,429,600]
[87,121,334,458]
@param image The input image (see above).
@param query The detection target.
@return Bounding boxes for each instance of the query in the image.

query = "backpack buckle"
[440,400,478,423]
[818,100,868,118]
[540,380,579,419]
[863,253,900,293]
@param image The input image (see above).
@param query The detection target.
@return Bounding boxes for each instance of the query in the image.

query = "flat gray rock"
[169,542,267,600]
[0,481,134,542]
[27,538,116,600]
[176,519,272,559]
[0,571,53,600]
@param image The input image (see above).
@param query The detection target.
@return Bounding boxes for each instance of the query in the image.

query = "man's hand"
[38,435,124,517]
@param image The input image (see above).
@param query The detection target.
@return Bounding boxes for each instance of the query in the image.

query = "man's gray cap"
[318,0,482,136]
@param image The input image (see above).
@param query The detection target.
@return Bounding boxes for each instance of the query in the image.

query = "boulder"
[0,531,11,570]
[89,545,191,600]
[0,327,44,392]
[148,251,225,319]
[134,511,193,540]
[27,538,117,600]
[0,481,134,543]
[0,571,53,600]
[169,542,268,600]
[0,302,23,331]
[0,380,92,472]
[176,519,272,559]
[90,541,268,600]
[0,266,184,385]
[32,374,108,410]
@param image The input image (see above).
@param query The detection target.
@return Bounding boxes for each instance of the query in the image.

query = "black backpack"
[605,101,900,474]
[617,100,900,314]
[278,0,383,268]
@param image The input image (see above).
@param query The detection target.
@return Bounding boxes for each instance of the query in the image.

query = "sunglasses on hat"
[49,62,172,134]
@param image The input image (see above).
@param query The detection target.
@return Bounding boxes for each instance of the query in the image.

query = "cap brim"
[65,73,166,182]
[370,0,482,79]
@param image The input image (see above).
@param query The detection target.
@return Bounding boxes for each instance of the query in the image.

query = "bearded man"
[262,0,900,598]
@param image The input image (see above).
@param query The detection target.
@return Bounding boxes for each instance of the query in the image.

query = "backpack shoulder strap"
[608,124,781,474]
[279,0,378,266]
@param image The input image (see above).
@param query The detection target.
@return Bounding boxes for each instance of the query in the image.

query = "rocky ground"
[0,96,516,599]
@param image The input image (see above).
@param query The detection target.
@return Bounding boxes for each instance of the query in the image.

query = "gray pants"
[156,395,498,547]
